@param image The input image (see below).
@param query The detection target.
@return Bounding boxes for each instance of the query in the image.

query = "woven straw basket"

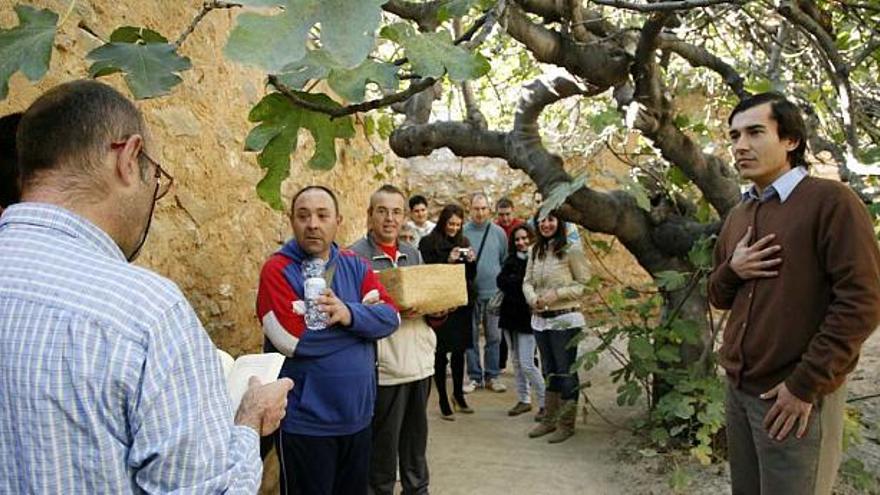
[377,264,467,314]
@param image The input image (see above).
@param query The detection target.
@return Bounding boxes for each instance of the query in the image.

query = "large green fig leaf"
[245,92,355,209]
[0,5,58,100]
[87,27,191,99]
[225,0,386,72]
[380,23,489,82]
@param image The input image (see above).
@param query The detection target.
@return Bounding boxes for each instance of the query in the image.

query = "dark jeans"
[534,328,581,402]
[368,378,431,495]
[726,380,845,495]
[277,426,372,495]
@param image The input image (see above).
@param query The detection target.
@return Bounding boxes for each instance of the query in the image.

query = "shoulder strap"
[474,223,492,266]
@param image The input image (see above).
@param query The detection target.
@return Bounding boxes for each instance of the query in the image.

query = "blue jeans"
[504,329,545,407]
[534,328,581,402]
[467,297,501,382]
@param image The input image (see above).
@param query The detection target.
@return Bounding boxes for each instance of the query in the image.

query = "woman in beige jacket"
[522,211,590,443]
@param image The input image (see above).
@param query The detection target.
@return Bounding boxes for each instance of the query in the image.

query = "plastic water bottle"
[302,258,329,330]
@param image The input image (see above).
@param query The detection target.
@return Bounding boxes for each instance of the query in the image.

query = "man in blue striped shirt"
[0,80,292,493]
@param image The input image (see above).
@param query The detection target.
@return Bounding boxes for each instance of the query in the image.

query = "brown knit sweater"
[708,176,880,402]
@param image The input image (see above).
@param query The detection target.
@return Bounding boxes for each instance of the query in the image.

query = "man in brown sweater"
[709,92,880,495]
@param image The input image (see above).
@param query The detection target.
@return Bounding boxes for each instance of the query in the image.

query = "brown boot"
[528,392,559,438]
[547,400,577,443]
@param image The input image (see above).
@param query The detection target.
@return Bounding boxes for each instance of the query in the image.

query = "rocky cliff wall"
[1,0,390,357]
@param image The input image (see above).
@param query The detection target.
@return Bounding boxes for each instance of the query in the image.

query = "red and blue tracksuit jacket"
[256,240,399,436]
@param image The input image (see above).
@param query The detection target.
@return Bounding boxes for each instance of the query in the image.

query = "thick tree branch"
[777,0,876,176]
[589,0,744,12]
[659,36,746,98]
[382,0,444,32]
[630,14,741,216]
[515,0,616,39]
[503,3,631,88]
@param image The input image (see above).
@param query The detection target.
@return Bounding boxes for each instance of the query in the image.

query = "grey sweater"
[463,221,508,299]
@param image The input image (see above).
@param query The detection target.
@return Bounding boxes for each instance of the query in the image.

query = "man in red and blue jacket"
[257,186,400,495]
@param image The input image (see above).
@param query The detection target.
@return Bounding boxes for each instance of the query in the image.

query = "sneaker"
[462,380,478,394]
[486,378,507,393]
[507,401,533,416]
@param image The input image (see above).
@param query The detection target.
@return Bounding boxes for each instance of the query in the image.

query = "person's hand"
[533,297,546,311]
[400,308,421,319]
[730,226,782,279]
[427,309,450,319]
[761,382,813,441]
[541,289,559,305]
[317,288,353,326]
[235,377,294,436]
[447,247,462,264]
[465,247,476,262]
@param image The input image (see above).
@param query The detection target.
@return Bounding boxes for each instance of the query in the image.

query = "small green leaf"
[87,28,192,99]
[245,92,355,209]
[328,59,398,102]
[655,270,687,291]
[380,23,490,82]
[276,49,336,89]
[377,114,395,139]
[109,26,167,44]
[628,336,654,361]
[362,115,376,136]
[437,0,477,21]
[0,5,58,100]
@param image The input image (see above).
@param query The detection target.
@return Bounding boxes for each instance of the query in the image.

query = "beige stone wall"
[1,1,390,358]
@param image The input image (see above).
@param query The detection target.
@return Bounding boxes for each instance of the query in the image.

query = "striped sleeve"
[257,254,305,357]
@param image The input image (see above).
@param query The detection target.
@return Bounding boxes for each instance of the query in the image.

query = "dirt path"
[425,335,648,495]
[424,332,880,495]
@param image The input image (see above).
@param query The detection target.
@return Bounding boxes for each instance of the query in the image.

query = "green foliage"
[225,0,386,71]
[380,23,490,82]
[840,458,879,494]
[87,27,192,99]
[245,92,355,209]
[0,5,57,99]
[583,237,724,464]
[327,60,399,103]
[538,176,587,219]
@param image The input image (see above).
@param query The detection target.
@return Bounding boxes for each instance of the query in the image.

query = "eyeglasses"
[138,151,174,201]
[110,140,174,201]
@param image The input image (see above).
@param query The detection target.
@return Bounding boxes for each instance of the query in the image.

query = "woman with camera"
[418,204,477,420]
[523,210,590,443]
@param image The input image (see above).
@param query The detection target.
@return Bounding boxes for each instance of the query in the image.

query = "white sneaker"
[462,380,478,394]
[486,378,507,393]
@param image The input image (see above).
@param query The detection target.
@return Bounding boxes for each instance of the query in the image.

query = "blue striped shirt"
[0,203,261,494]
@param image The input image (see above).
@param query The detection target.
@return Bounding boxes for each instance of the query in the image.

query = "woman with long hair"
[418,204,477,420]
[497,223,546,420]
[523,210,590,443]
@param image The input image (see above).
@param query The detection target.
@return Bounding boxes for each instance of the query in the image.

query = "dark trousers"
[726,380,845,495]
[535,328,581,402]
[276,426,372,495]
[368,378,432,495]
[434,350,465,415]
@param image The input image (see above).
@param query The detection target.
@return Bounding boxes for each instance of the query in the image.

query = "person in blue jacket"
[257,185,401,495]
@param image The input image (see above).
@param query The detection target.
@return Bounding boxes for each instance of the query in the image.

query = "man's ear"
[783,137,800,152]
[114,134,143,188]
[337,214,344,225]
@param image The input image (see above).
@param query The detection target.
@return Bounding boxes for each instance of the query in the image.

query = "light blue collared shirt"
[0,203,261,494]
[742,166,808,203]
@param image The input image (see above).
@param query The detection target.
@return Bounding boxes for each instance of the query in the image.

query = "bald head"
[17,80,146,192]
